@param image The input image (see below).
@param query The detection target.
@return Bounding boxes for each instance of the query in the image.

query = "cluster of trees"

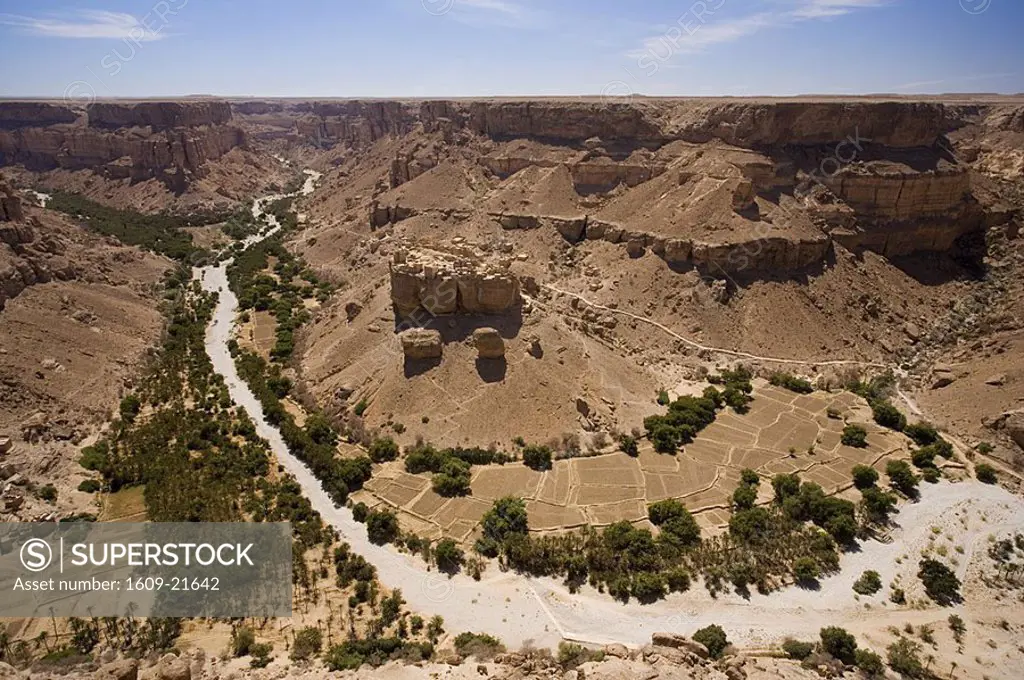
[402,442,511,497]
[763,473,858,545]
[47,191,231,262]
[783,627,887,678]
[228,236,333,360]
[468,485,847,603]
[644,367,755,454]
[234,348,372,506]
[768,372,815,394]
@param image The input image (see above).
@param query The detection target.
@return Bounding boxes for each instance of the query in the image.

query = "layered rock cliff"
[390,245,521,318]
[0,101,246,191]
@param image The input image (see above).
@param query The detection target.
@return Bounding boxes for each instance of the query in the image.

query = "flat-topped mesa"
[0,102,79,129]
[87,101,233,130]
[389,246,521,318]
[681,101,950,148]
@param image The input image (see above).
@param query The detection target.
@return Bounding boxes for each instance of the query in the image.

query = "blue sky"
[0,0,1021,98]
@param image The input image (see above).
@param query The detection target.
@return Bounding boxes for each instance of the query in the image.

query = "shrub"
[665,568,691,593]
[728,507,771,542]
[918,558,961,605]
[852,570,882,595]
[851,464,879,490]
[290,627,322,661]
[522,445,553,471]
[557,642,603,668]
[657,390,670,406]
[366,509,400,546]
[841,424,868,448]
[618,434,639,456]
[886,638,925,678]
[855,648,885,678]
[740,468,761,486]
[769,372,814,394]
[77,479,102,493]
[692,624,729,659]
[249,642,273,669]
[119,394,142,423]
[232,626,256,657]
[793,557,820,585]
[782,639,815,660]
[921,467,940,483]
[37,484,58,503]
[351,502,369,523]
[368,437,400,463]
[904,422,938,446]
[871,401,906,431]
[434,538,465,574]
[353,399,369,416]
[453,632,505,660]
[975,463,997,484]
[819,626,858,665]
[886,460,919,496]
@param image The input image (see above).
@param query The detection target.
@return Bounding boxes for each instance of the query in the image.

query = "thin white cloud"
[791,0,889,19]
[0,10,165,41]
[628,13,777,58]
[627,0,890,62]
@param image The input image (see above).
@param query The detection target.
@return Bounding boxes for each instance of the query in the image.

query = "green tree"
[368,437,400,463]
[793,557,820,585]
[290,627,322,661]
[886,460,919,496]
[434,538,465,574]
[366,509,400,545]
[732,483,758,511]
[851,464,879,490]
[887,638,925,678]
[819,626,858,665]
[841,424,868,448]
[772,473,801,503]
[522,445,553,471]
[871,401,906,431]
[975,463,997,484]
[618,434,639,456]
[918,559,961,605]
[479,497,529,547]
[855,648,885,678]
[692,625,729,660]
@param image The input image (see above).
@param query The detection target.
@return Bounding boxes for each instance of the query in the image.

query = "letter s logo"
[20,539,53,572]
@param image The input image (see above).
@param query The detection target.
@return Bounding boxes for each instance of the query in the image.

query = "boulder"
[650,633,709,659]
[400,329,443,360]
[95,659,139,680]
[603,643,628,659]
[345,300,363,322]
[991,410,1024,450]
[154,653,190,680]
[526,335,543,358]
[0,436,11,454]
[985,373,1007,386]
[472,327,505,359]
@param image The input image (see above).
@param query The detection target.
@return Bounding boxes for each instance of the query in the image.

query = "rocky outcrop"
[400,329,443,360]
[390,247,521,318]
[472,327,505,359]
[87,101,232,130]
[0,180,24,222]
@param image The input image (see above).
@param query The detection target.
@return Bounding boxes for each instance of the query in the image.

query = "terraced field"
[351,382,913,543]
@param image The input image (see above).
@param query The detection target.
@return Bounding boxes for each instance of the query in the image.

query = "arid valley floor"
[1,96,1024,679]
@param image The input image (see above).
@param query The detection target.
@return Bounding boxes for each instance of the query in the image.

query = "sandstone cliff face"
[390,247,521,318]
[87,101,233,130]
[0,180,24,223]
[0,101,245,189]
[0,102,79,129]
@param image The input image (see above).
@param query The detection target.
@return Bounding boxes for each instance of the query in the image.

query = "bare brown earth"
[0,185,169,521]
